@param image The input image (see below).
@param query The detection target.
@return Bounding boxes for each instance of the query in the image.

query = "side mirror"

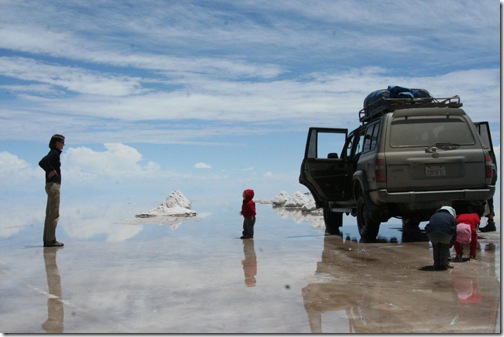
[327,153,339,159]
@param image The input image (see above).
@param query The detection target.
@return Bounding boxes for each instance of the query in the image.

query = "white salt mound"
[272,191,290,207]
[136,190,196,218]
[284,191,308,208]
[271,191,318,211]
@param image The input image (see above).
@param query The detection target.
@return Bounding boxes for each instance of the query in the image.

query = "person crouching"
[454,212,480,261]
[425,206,457,270]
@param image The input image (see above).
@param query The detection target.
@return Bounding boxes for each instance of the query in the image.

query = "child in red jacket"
[454,213,480,261]
[240,189,256,239]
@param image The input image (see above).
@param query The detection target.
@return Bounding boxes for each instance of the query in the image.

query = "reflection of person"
[241,239,257,287]
[453,269,482,304]
[454,213,480,261]
[42,247,64,333]
[39,134,65,247]
[240,189,256,239]
[425,206,457,270]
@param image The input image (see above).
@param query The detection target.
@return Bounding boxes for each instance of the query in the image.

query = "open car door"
[299,128,349,205]
[474,121,497,177]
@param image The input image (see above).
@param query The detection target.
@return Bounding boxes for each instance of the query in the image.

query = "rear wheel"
[356,195,380,240]
[401,216,424,242]
[402,216,420,228]
[323,206,343,235]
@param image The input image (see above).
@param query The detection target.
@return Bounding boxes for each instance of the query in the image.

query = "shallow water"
[0,199,500,333]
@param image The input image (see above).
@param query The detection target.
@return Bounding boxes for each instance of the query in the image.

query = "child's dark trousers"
[428,232,452,269]
[242,217,256,239]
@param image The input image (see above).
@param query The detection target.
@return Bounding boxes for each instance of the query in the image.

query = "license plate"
[425,165,446,177]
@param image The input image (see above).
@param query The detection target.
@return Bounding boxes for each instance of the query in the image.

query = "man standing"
[39,134,65,247]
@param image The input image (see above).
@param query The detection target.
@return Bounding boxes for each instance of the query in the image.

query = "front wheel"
[356,195,380,240]
[323,206,343,235]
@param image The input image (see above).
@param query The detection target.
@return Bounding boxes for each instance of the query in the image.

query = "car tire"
[356,195,380,240]
[401,216,424,242]
[323,206,343,235]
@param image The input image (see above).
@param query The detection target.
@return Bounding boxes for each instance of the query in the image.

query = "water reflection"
[128,215,194,230]
[302,235,499,333]
[241,240,257,287]
[451,262,499,329]
[453,265,482,304]
[271,206,324,230]
[271,205,431,244]
[42,247,64,333]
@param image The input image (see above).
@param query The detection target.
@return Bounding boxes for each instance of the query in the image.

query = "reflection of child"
[242,240,257,287]
[454,213,480,261]
[453,266,482,304]
[240,189,256,239]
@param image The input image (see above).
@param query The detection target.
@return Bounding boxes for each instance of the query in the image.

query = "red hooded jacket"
[241,189,256,218]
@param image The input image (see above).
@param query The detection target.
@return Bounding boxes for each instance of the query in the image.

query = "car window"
[362,122,379,153]
[389,116,475,147]
[355,131,364,155]
[316,132,346,159]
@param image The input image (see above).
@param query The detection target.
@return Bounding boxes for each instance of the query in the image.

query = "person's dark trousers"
[242,217,256,238]
[427,232,452,270]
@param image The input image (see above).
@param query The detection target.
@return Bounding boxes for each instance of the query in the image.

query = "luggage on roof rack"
[359,86,462,123]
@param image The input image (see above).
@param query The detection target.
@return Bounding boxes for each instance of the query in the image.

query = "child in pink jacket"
[454,213,480,261]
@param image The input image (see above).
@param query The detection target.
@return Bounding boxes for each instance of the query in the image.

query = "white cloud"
[194,162,212,169]
[0,0,498,147]
[0,57,145,96]
[0,151,41,181]
[2,67,499,128]
[63,143,161,182]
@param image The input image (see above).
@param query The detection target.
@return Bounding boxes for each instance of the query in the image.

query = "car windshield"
[389,116,475,147]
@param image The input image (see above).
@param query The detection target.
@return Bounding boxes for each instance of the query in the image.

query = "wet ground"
[0,201,500,333]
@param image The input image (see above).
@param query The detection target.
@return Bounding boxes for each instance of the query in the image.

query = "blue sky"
[0,0,500,217]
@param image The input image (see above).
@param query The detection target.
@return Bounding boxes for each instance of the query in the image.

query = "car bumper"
[370,187,495,205]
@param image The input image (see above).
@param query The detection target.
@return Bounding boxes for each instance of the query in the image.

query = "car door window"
[317,132,346,159]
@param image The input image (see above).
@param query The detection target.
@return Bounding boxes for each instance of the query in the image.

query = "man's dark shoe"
[480,222,496,232]
[44,240,64,247]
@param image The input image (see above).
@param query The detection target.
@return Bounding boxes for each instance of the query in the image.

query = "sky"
[0,0,501,216]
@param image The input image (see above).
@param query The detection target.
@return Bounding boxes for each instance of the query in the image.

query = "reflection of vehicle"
[299,88,496,239]
[301,236,499,333]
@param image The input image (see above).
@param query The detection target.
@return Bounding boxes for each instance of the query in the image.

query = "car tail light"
[484,153,493,179]
[375,159,386,183]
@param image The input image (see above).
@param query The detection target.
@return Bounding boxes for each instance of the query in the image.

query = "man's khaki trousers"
[44,183,60,242]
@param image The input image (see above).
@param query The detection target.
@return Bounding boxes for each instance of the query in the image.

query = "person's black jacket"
[425,210,457,247]
[39,149,62,184]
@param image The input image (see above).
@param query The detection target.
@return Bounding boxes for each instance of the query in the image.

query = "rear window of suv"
[390,115,475,147]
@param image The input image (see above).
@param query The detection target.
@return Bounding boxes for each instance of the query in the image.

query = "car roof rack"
[359,95,463,124]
